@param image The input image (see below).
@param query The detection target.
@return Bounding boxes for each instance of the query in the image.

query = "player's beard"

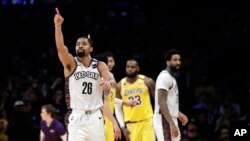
[126,71,138,78]
[170,65,180,72]
[77,50,85,57]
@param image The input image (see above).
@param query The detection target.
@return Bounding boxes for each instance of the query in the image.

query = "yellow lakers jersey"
[120,74,153,122]
[106,87,116,114]
[104,87,115,141]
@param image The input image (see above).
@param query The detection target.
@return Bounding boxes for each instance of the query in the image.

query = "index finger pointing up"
[55,7,61,16]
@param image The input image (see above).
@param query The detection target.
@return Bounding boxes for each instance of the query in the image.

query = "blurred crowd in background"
[0,0,249,141]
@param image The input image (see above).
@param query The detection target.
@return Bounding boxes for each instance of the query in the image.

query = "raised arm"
[54,8,75,75]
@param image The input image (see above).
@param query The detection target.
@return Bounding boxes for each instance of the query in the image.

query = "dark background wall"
[0,0,249,141]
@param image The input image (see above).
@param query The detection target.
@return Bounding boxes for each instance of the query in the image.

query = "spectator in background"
[0,118,8,141]
[51,89,67,124]
[215,125,231,141]
[43,77,66,123]
[219,92,241,119]
[6,100,39,141]
[191,110,216,141]
[214,103,234,133]
[181,121,207,141]
[40,104,67,141]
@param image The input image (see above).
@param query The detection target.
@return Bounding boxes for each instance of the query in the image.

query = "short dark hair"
[127,55,140,66]
[164,49,181,61]
[77,36,94,47]
[42,104,56,118]
[102,51,114,59]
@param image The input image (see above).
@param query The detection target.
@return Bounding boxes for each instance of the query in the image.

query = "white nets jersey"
[154,70,179,118]
[65,57,103,110]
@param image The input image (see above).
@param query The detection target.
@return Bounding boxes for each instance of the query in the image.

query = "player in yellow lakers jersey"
[116,58,156,141]
[102,52,116,141]
[95,52,135,141]
[104,86,117,141]
[94,52,116,141]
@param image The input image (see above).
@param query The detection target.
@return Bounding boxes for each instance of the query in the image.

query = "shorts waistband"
[125,118,151,124]
[154,111,178,118]
[71,109,100,115]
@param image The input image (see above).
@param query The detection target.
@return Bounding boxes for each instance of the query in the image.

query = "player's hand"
[100,80,111,91]
[178,112,188,126]
[170,123,179,138]
[123,100,137,107]
[54,7,64,27]
[113,123,122,140]
[122,127,131,141]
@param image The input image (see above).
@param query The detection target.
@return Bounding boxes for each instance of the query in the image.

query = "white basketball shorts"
[67,109,105,141]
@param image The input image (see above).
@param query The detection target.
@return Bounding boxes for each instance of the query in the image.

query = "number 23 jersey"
[65,58,103,110]
[120,74,153,122]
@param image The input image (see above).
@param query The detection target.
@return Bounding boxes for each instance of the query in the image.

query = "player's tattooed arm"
[158,89,174,125]
[158,89,179,137]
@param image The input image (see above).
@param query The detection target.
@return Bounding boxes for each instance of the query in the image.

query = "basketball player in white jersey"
[54,8,121,141]
[153,49,188,141]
